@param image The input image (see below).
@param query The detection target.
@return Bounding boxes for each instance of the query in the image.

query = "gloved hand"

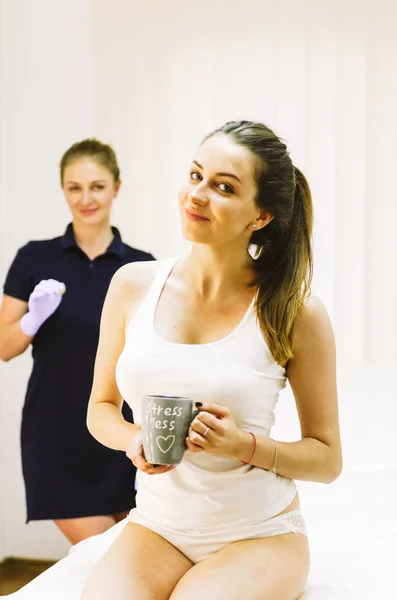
[20,279,66,336]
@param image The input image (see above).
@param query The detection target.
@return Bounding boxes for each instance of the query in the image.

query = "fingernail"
[195,402,203,407]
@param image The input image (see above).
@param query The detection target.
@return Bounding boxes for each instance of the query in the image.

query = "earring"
[251,223,257,229]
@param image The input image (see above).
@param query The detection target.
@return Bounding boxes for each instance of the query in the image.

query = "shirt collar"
[61,223,125,258]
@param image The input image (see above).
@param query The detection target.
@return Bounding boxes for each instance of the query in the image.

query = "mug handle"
[183,408,201,450]
[191,408,200,421]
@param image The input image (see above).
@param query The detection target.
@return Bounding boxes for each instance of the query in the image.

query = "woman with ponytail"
[8,122,342,600]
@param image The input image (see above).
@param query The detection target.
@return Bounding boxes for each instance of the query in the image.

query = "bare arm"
[0,295,33,362]
[238,295,342,483]
[86,266,140,452]
[87,261,161,453]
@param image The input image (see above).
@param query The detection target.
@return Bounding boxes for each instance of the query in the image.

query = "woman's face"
[62,158,120,226]
[179,134,271,247]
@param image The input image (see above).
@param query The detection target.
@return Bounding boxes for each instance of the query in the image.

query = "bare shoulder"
[296,293,331,325]
[292,293,335,354]
[113,259,164,292]
[106,259,166,324]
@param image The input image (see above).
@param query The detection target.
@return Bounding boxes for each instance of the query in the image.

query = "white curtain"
[93,0,397,368]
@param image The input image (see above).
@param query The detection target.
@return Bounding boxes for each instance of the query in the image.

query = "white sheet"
[5,469,395,599]
[301,469,395,599]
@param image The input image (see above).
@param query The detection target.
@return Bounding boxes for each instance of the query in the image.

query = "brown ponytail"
[203,122,313,365]
[253,165,313,365]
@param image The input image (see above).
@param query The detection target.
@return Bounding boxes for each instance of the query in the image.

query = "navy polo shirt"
[3,224,154,520]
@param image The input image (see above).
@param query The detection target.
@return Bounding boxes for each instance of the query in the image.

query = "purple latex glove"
[20,279,66,336]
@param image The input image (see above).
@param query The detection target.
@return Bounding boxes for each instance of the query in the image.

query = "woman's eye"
[69,187,79,192]
[93,185,105,190]
[190,171,202,181]
[218,183,234,194]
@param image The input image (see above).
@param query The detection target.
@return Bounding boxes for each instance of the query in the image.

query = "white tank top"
[116,256,297,529]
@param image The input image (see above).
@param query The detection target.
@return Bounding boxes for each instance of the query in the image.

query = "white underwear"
[128,507,308,563]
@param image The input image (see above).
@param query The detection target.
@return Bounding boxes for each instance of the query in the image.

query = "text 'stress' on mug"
[142,395,199,465]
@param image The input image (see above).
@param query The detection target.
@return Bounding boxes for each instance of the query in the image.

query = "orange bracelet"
[241,432,257,464]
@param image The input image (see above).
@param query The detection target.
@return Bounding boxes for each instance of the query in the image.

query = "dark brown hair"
[204,120,313,365]
[60,138,120,185]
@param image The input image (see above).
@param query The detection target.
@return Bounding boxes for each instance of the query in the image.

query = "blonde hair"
[60,138,120,185]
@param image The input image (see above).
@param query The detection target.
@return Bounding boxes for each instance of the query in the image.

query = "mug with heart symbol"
[141,395,200,465]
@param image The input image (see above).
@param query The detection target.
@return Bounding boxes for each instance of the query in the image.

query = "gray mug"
[141,395,200,465]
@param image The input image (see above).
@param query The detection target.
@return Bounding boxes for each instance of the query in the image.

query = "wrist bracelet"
[271,438,278,474]
[241,432,256,465]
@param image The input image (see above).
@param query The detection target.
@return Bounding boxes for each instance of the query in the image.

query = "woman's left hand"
[186,403,243,460]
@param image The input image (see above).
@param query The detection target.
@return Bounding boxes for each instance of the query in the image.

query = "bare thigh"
[81,522,193,600]
[170,531,310,600]
[54,515,118,545]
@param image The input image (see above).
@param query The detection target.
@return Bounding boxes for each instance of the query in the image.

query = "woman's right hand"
[126,430,177,475]
[20,279,66,336]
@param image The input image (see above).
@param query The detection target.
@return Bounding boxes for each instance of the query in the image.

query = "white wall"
[1,0,396,561]
[92,0,397,368]
[0,0,94,560]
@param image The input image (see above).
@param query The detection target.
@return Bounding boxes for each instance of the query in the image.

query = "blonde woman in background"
[0,139,154,545]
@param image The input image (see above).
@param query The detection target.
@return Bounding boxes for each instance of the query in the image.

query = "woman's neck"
[71,220,114,260]
[182,243,255,300]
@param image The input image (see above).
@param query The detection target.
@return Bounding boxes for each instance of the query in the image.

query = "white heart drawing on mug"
[156,435,176,454]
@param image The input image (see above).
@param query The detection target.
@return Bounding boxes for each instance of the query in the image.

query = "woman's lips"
[185,209,210,222]
[80,208,98,216]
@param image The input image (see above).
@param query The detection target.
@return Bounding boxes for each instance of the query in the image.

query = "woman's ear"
[114,179,122,197]
[252,211,274,231]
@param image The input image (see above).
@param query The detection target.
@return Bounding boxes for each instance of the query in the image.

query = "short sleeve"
[3,243,34,302]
